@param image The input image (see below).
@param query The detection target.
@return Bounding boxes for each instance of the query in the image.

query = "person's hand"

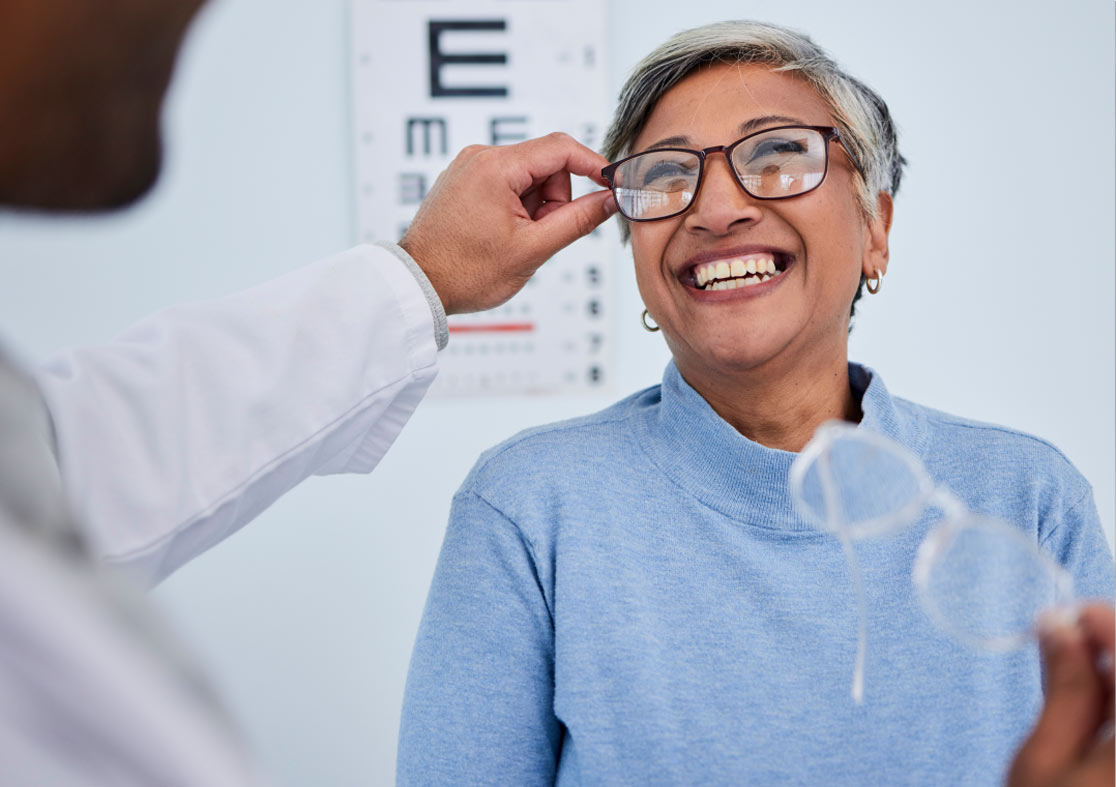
[399,132,617,315]
[1008,603,1115,787]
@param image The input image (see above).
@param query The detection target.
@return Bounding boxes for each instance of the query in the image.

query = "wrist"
[399,237,459,315]
[375,241,450,349]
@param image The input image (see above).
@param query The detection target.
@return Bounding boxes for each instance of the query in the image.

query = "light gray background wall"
[0,1,1111,784]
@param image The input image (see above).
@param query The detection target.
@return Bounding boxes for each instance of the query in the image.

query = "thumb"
[523,188,617,261]
[1010,616,1105,786]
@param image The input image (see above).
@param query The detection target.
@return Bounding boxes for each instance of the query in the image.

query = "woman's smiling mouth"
[686,252,792,291]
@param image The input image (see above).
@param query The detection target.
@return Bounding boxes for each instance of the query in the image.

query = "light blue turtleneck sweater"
[398,363,1115,786]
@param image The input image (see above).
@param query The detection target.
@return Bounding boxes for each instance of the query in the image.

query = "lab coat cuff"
[374,241,449,351]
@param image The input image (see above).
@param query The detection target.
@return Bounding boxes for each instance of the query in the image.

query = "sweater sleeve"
[397,490,560,786]
[1040,487,1115,603]
[35,244,440,586]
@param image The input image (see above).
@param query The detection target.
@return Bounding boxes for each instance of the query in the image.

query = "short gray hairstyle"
[603,20,906,244]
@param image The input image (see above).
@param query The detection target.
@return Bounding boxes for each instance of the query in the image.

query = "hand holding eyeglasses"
[400,133,617,315]
[1009,603,1115,787]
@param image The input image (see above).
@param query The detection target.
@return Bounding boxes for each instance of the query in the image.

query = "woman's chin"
[667,331,795,380]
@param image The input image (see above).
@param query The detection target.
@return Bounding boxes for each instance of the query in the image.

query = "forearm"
[37,244,440,585]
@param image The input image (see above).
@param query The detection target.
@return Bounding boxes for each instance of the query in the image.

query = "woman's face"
[629,63,891,387]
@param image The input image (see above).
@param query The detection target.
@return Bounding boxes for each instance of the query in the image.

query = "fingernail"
[1037,606,1082,650]
[604,194,617,215]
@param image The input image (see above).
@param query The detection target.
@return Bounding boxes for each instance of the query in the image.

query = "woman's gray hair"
[603,20,906,244]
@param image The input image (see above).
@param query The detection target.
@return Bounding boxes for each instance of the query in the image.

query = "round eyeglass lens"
[613,150,700,220]
[914,515,1074,651]
[793,429,928,538]
[732,128,827,199]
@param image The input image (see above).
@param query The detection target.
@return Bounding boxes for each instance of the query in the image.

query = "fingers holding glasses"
[399,133,616,315]
[509,132,612,192]
[522,168,573,221]
[1008,603,1115,787]
[509,133,610,222]
[517,136,613,226]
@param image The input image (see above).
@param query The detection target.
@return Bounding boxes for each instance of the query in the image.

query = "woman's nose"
[683,153,763,235]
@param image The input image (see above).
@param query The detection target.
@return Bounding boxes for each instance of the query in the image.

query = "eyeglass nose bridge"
[688,141,760,208]
[696,144,731,159]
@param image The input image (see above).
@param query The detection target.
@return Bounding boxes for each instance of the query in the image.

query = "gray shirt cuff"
[374,241,449,351]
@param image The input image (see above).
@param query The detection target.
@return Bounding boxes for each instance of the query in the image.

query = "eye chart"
[351,0,612,397]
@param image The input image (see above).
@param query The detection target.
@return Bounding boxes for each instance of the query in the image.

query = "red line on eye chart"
[448,322,536,334]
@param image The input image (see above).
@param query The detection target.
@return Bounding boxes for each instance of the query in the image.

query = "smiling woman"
[615,63,891,448]
[396,20,1115,786]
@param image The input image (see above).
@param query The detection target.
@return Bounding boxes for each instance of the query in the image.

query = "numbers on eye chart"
[437,259,609,394]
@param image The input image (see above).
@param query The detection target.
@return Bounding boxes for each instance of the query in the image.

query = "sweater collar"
[635,360,925,531]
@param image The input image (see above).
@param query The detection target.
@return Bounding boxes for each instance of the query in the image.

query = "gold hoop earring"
[641,309,660,332]
[866,268,883,295]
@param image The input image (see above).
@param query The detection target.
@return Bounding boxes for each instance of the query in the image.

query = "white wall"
[0,1,1111,783]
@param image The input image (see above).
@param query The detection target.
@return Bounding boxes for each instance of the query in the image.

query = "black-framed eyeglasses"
[601,125,843,222]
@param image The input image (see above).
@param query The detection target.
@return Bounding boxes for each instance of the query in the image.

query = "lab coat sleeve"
[35,244,441,586]
[397,490,560,786]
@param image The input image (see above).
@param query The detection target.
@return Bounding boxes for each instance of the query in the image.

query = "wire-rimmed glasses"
[601,125,842,222]
[789,421,1075,703]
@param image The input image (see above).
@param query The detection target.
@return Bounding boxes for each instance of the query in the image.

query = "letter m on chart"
[406,118,448,156]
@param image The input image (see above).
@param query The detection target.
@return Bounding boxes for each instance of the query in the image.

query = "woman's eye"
[748,138,807,162]
[641,161,695,187]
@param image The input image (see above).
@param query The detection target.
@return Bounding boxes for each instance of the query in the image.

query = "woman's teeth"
[692,255,783,291]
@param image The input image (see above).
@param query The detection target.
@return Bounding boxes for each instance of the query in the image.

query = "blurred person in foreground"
[397,20,1116,785]
[0,0,615,782]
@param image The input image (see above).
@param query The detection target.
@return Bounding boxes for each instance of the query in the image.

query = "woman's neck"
[678,351,861,453]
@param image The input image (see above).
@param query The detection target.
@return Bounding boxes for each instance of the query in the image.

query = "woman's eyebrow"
[737,115,809,135]
[638,115,812,153]
[639,135,691,152]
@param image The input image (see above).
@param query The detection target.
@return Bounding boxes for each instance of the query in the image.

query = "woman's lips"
[680,250,795,295]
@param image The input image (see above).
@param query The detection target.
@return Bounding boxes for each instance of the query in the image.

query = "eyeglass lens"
[916,517,1073,651]
[612,127,829,221]
[793,427,1072,651]
[796,432,925,538]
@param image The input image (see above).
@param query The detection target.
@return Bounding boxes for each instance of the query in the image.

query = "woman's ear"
[862,192,893,279]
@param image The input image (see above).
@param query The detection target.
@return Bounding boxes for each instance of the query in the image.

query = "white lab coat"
[0,244,441,783]
[39,243,440,584]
